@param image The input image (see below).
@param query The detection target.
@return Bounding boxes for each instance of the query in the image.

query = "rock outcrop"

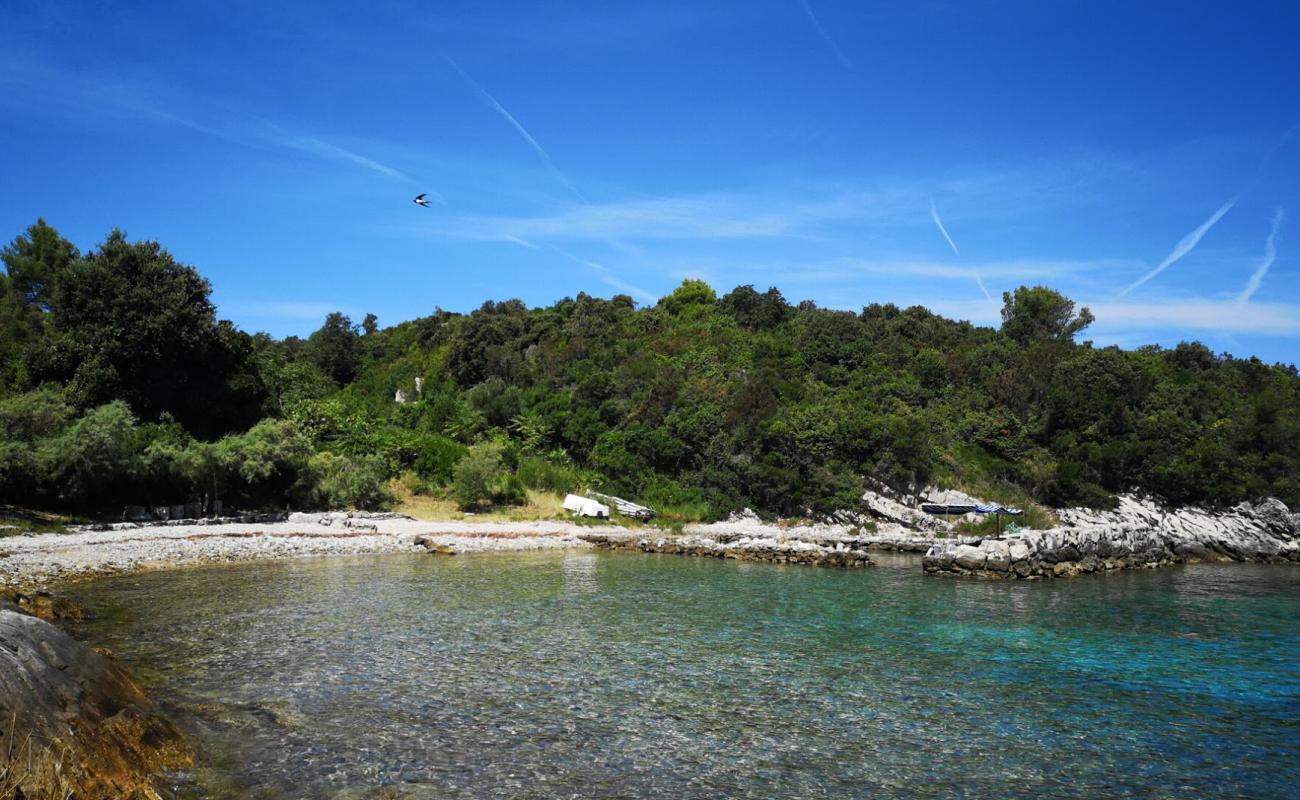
[0,609,190,799]
[861,489,952,533]
[923,497,1300,579]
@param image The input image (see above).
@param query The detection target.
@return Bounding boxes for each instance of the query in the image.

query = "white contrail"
[1252,120,1300,182]
[1237,208,1284,305]
[547,245,656,302]
[445,56,587,203]
[1117,195,1238,298]
[798,0,852,68]
[929,198,990,300]
[503,235,540,250]
[286,136,425,187]
[929,198,961,256]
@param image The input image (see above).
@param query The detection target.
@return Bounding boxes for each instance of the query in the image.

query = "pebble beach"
[0,515,631,587]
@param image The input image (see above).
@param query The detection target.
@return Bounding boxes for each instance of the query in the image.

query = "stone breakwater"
[574,508,977,567]
[578,530,875,567]
[682,510,971,553]
[923,497,1300,579]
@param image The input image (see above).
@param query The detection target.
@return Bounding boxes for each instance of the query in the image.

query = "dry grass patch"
[393,482,568,522]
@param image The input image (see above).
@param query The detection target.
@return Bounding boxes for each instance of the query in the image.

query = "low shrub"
[452,441,527,511]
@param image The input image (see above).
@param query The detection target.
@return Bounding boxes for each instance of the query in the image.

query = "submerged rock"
[0,609,190,799]
[1,587,87,622]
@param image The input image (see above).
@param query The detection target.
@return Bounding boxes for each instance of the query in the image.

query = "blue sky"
[2,0,1298,363]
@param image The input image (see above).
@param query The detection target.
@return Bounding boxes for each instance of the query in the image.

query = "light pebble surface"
[0,519,628,587]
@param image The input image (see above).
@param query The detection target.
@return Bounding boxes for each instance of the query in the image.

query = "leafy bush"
[411,434,467,484]
[515,454,588,494]
[453,441,527,511]
[299,452,396,511]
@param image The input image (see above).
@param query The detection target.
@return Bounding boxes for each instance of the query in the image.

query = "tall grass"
[0,715,76,800]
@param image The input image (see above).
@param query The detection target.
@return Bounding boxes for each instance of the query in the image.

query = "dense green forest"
[2,220,1298,521]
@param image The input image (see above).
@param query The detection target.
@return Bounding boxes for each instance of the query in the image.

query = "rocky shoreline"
[923,497,1300,579]
[574,509,973,567]
[5,493,1298,590]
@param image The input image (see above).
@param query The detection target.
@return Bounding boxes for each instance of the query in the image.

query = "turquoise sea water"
[67,552,1300,799]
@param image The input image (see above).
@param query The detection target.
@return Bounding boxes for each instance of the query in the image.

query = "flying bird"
[413,193,431,208]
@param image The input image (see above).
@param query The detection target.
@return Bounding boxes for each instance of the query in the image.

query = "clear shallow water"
[66,552,1300,799]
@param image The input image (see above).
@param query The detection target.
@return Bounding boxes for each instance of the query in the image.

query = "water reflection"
[561,553,598,594]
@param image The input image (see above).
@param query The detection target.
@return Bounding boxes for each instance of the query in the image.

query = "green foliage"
[515,454,590,494]
[19,228,262,437]
[2,218,1298,520]
[718,285,789,330]
[1,218,79,312]
[411,434,468,484]
[305,312,362,386]
[659,279,717,315]
[1000,285,1095,345]
[43,401,139,508]
[299,452,396,511]
[452,441,527,511]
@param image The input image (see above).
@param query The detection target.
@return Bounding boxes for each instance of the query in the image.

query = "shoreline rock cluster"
[923,497,1300,579]
[573,504,981,568]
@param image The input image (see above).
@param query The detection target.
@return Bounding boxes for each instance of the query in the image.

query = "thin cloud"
[1092,299,1300,335]
[547,245,656,303]
[424,189,914,243]
[798,0,852,68]
[1115,121,1296,300]
[847,257,1124,279]
[4,58,430,191]
[928,198,991,300]
[1251,120,1300,184]
[1117,196,1238,298]
[926,297,1300,336]
[444,56,588,203]
[1237,208,1284,305]
[284,136,424,187]
[928,199,961,257]
[592,267,657,303]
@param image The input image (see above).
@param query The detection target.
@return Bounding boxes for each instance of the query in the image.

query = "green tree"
[32,229,263,436]
[659,279,717,315]
[1000,285,1094,344]
[718,285,790,330]
[44,401,139,508]
[305,312,362,386]
[1,218,79,312]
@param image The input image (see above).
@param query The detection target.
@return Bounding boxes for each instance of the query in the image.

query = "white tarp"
[562,494,609,518]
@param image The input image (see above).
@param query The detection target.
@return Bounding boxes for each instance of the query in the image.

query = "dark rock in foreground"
[0,609,190,799]
[923,498,1300,579]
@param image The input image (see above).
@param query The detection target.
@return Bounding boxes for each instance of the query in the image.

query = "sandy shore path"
[0,517,628,587]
